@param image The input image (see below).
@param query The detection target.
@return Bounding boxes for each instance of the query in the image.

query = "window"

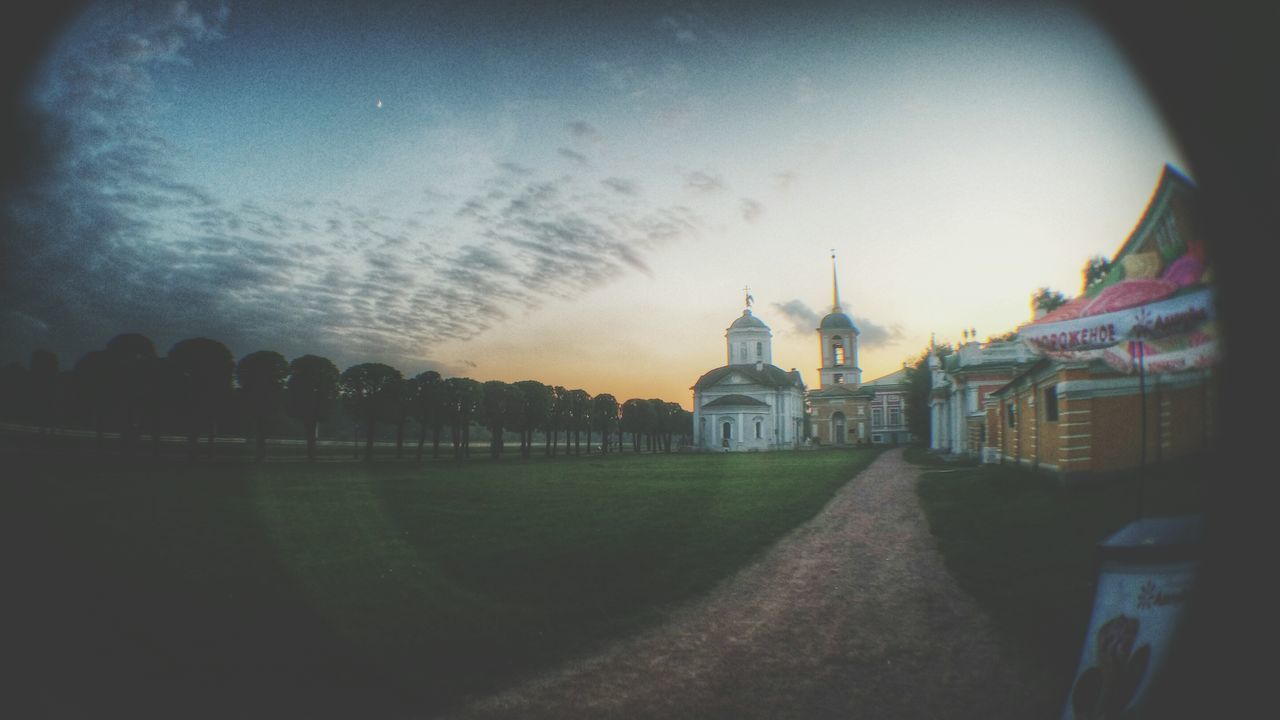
[833,341,845,365]
[872,407,884,427]
[1044,386,1059,422]
[1007,401,1016,427]
[755,420,762,439]
[888,407,902,426]
[739,344,747,362]
[756,341,762,358]
[833,373,844,384]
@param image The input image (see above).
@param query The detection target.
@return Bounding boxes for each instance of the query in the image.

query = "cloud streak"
[772,300,904,350]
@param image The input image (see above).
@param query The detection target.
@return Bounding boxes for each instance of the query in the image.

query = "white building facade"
[692,304,806,451]
[928,337,1037,458]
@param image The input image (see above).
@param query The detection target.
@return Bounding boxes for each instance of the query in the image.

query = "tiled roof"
[702,393,771,408]
[693,363,804,390]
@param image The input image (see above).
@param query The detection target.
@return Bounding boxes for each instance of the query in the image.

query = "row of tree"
[0,334,693,463]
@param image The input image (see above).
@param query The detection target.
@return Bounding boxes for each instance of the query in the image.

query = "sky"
[0,0,1188,407]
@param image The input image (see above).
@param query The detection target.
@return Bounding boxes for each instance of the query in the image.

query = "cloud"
[566,121,599,141]
[0,3,701,374]
[659,14,700,44]
[771,300,904,349]
[557,147,591,167]
[602,177,639,195]
[741,198,764,222]
[773,300,822,335]
[685,171,726,194]
[853,318,906,349]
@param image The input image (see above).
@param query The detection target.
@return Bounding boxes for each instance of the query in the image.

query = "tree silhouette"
[169,338,235,460]
[1083,255,1113,294]
[389,374,412,460]
[444,377,482,459]
[410,370,445,462]
[592,393,619,454]
[547,385,568,457]
[513,380,552,459]
[72,350,117,452]
[620,398,646,452]
[104,333,157,454]
[0,362,27,430]
[29,349,59,437]
[565,389,591,455]
[236,350,288,462]
[672,406,694,448]
[1031,287,1068,315]
[340,363,403,463]
[480,379,513,459]
[285,354,340,463]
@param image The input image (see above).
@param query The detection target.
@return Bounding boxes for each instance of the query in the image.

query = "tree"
[168,338,235,460]
[905,343,953,444]
[444,377,482,459]
[1031,287,1068,316]
[591,393,619,454]
[672,406,694,448]
[513,380,552,459]
[340,363,403,463]
[236,350,288,462]
[648,399,670,452]
[620,398,651,452]
[547,385,568,456]
[480,380,514,459]
[285,355,340,463]
[389,374,412,460]
[0,362,27,425]
[105,333,157,454]
[1083,255,1112,294]
[72,350,117,451]
[410,370,445,462]
[565,389,591,455]
[29,349,59,436]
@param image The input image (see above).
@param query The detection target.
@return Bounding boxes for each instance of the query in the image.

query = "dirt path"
[442,448,1059,719]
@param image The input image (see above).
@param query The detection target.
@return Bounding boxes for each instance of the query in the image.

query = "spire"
[830,249,842,312]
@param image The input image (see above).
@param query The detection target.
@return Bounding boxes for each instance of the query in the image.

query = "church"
[692,255,914,451]
[690,293,806,451]
[808,255,915,445]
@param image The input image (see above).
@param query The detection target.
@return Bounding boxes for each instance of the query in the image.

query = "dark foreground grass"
[913,456,1206,702]
[5,447,881,718]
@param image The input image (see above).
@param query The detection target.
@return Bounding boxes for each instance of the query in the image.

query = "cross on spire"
[743,285,754,308]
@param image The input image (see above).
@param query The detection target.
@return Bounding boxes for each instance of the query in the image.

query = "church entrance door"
[832,412,846,445]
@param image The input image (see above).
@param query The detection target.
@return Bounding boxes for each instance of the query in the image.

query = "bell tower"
[817,252,860,388]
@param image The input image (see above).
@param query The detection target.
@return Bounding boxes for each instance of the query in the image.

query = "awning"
[1018,284,1217,374]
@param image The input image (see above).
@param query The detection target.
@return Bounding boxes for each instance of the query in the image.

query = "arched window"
[756,341,762,358]
[832,340,845,365]
[739,344,747,362]
[755,419,762,439]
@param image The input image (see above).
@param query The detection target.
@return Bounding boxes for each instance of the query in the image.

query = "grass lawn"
[5,447,882,717]
[910,452,1206,702]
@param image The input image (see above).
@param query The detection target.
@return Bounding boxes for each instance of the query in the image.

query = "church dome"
[730,309,768,329]
[820,311,859,333]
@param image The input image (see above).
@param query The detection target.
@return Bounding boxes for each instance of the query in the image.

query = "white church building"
[691,297,806,451]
